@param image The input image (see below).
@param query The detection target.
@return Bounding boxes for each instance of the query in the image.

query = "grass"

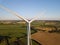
[0,24,38,45]
[0,24,27,36]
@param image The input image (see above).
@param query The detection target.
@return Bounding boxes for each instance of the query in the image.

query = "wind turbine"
[0,5,45,45]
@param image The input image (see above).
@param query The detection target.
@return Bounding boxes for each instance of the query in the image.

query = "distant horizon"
[0,19,60,21]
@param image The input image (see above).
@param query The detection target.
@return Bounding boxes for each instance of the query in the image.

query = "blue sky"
[0,0,60,20]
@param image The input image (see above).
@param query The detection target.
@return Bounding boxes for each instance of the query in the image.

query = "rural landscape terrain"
[0,0,60,45]
[0,20,60,45]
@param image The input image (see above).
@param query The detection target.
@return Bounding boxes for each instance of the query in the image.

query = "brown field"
[31,31,60,45]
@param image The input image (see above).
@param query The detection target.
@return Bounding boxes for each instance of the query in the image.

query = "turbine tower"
[0,5,45,45]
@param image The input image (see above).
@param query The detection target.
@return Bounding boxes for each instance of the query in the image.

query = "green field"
[0,23,39,45]
[0,24,27,36]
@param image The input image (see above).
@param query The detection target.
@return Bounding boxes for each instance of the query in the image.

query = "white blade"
[0,5,29,23]
[29,11,46,23]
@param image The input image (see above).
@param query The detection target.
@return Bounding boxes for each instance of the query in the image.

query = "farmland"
[0,20,38,45]
[31,20,60,45]
[0,20,60,45]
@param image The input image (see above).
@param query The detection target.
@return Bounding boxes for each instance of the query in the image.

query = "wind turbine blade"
[29,11,46,23]
[0,5,29,23]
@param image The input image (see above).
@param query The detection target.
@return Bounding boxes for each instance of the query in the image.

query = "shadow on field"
[0,36,26,45]
[0,36,11,45]
[32,39,42,45]
[12,37,25,45]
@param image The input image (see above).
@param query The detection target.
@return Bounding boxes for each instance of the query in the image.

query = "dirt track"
[31,31,60,45]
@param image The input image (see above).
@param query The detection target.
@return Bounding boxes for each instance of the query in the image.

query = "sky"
[0,0,60,20]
